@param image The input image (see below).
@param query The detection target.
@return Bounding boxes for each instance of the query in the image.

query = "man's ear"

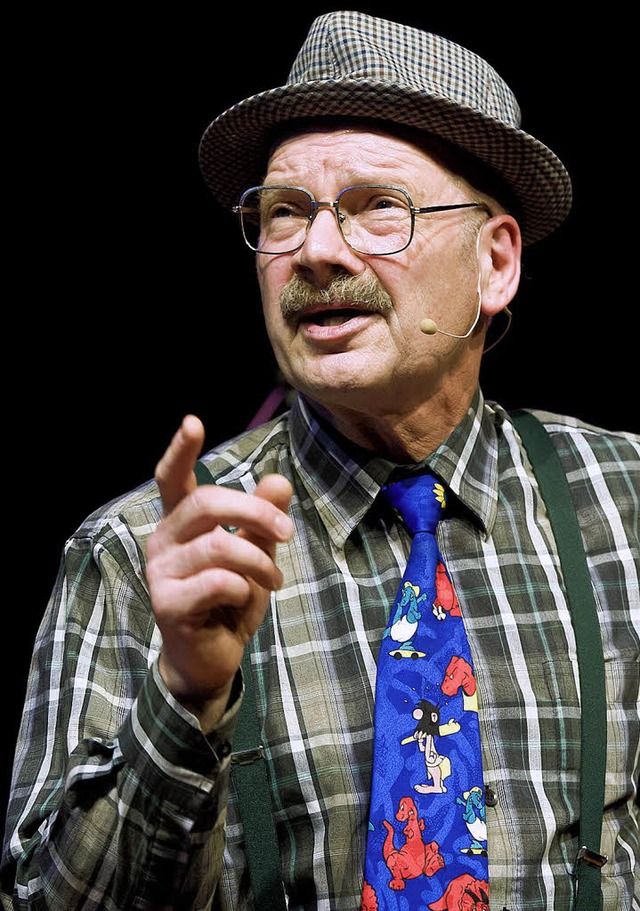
[478,214,522,316]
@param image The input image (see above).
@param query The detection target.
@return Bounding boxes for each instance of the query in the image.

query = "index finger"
[154,414,206,515]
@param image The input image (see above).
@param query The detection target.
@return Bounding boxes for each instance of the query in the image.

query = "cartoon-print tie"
[361,474,490,911]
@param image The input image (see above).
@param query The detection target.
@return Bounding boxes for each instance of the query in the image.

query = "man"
[2,11,638,911]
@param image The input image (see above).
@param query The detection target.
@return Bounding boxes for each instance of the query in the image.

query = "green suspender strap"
[510,410,608,911]
[194,461,288,911]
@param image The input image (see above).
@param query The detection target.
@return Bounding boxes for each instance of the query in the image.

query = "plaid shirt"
[2,390,639,910]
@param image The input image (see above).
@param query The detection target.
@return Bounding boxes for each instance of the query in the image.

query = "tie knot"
[383,473,446,535]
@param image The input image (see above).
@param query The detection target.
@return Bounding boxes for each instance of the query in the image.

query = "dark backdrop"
[5,7,636,832]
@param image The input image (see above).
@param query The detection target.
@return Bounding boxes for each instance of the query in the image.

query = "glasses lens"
[337,186,412,255]
[239,187,312,254]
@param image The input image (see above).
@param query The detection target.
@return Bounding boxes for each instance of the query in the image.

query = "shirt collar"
[428,388,503,537]
[288,389,502,547]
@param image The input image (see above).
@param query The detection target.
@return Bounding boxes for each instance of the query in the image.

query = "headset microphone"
[419,293,482,338]
[420,294,513,352]
[419,318,439,335]
[419,228,483,339]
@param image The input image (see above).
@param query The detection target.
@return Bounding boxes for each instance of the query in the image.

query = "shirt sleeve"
[1,519,241,910]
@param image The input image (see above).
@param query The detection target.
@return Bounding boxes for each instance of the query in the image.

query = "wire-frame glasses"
[233,184,489,256]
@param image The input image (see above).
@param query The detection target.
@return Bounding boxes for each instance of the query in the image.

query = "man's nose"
[297,205,351,259]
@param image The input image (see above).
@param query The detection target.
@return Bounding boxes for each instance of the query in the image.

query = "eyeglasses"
[233,184,488,256]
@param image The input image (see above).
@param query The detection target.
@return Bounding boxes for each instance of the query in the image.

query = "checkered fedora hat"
[199,11,572,246]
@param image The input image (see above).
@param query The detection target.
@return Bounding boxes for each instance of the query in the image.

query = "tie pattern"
[361,474,490,911]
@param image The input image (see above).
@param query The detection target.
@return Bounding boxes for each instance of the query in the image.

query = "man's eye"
[267,203,305,220]
[372,198,396,210]
[353,192,407,213]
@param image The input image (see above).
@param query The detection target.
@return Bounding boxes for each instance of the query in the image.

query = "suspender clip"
[575,845,608,868]
[231,746,265,765]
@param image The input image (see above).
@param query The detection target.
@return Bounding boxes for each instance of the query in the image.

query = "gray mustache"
[280,274,393,319]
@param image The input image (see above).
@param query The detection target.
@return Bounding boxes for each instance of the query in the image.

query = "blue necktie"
[361,474,490,911]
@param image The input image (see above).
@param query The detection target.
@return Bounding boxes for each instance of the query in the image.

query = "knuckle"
[201,526,229,562]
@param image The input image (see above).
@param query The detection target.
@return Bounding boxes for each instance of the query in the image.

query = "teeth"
[322,314,351,326]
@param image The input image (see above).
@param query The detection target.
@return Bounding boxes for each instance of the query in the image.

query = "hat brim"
[198,79,572,246]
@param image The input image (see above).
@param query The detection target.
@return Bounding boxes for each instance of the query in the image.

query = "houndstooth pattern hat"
[198,11,572,246]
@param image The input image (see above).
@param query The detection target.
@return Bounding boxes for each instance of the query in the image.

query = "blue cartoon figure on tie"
[385,581,428,659]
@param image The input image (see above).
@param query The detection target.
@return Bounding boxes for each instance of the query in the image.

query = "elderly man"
[2,11,638,911]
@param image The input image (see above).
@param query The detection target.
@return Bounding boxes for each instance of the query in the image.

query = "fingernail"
[275,514,294,540]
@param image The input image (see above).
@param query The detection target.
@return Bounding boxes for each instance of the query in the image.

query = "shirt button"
[485,786,498,807]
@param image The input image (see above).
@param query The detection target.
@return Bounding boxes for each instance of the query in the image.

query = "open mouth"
[299,307,371,327]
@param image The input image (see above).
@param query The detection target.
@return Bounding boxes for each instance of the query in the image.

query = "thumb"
[253,473,294,514]
[245,473,294,558]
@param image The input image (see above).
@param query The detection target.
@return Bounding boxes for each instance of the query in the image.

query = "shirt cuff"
[120,659,243,792]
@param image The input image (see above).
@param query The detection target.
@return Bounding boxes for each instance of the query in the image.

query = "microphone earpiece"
[419,294,481,339]
[419,318,439,335]
[419,227,484,339]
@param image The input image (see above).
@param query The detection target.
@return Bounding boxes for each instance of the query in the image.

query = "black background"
[4,7,637,831]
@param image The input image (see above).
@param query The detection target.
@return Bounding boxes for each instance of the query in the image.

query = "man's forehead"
[268,117,432,154]
[264,124,466,195]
